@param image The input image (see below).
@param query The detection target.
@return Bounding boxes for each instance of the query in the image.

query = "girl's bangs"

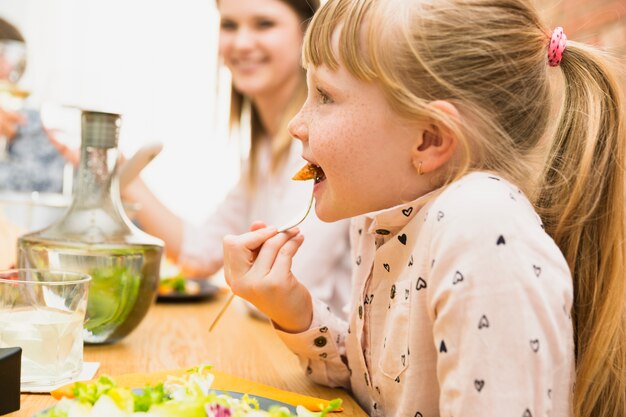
[302,0,377,81]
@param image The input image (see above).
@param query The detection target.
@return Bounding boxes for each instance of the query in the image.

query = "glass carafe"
[17,110,163,344]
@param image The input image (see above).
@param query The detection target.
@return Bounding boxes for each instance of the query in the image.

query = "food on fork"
[292,164,325,182]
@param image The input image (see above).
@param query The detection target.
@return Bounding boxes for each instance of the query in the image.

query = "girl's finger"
[249,221,267,232]
[269,233,305,279]
[249,228,300,276]
[223,227,278,251]
[223,227,278,283]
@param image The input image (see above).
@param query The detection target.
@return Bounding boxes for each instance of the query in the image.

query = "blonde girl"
[222,0,625,416]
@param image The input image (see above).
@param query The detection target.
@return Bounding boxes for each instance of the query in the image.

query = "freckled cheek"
[311,126,362,180]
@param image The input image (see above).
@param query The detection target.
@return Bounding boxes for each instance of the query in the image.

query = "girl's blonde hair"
[303,1,626,416]
[226,0,319,187]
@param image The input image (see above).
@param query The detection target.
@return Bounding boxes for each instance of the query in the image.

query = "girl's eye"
[317,88,333,104]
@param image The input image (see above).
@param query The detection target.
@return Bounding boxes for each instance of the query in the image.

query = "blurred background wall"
[0,0,238,225]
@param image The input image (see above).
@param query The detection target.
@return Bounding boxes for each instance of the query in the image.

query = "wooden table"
[10,290,366,417]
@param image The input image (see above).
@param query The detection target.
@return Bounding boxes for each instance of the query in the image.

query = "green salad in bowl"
[37,366,342,417]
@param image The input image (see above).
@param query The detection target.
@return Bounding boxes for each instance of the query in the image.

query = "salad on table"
[38,366,342,417]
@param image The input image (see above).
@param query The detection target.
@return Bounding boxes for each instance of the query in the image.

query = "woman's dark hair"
[286,0,320,22]
[0,17,25,42]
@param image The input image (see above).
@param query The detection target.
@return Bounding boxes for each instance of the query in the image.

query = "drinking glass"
[0,269,91,389]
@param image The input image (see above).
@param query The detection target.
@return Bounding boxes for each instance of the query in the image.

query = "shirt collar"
[364,189,439,237]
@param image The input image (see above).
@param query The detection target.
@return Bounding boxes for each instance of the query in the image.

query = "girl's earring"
[418,161,424,176]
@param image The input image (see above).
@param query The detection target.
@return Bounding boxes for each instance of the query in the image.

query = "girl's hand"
[223,225,313,333]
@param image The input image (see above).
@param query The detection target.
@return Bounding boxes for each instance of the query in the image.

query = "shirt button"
[313,336,327,347]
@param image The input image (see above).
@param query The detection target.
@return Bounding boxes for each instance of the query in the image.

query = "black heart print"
[356,256,361,266]
[416,277,427,291]
[402,207,413,216]
[478,315,490,329]
[408,255,414,267]
[474,379,485,392]
[523,409,532,417]
[530,339,540,352]
[384,263,390,272]
[439,340,447,353]
[453,271,464,285]
[394,376,400,383]
[533,265,541,277]
[398,234,407,245]
[390,285,396,299]
[497,235,506,245]
[401,354,406,366]
[437,211,445,221]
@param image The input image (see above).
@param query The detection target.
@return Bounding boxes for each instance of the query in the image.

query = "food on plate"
[158,276,201,296]
[291,164,324,182]
[38,366,342,417]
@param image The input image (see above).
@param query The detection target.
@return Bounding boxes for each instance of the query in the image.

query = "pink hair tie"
[548,27,567,67]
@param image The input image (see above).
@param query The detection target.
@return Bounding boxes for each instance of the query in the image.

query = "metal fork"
[208,191,315,332]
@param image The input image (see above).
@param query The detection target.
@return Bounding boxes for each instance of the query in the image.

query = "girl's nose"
[288,110,308,143]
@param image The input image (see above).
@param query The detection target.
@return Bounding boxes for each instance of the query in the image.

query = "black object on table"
[0,347,21,415]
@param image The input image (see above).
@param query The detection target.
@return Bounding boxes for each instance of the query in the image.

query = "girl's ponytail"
[536,42,626,417]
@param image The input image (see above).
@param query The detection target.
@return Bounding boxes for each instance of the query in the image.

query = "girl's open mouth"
[292,163,326,184]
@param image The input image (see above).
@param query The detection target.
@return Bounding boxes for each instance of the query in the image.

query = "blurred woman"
[123,0,352,317]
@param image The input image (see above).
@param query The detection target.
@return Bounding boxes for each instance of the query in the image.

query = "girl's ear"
[411,100,459,175]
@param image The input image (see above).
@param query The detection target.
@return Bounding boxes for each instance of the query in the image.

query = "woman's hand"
[44,127,80,165]
[0,107,25,141]
[223,224,313,333]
